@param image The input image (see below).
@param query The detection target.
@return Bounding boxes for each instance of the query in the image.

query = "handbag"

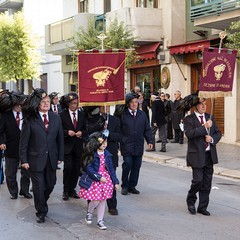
[78,172,93,190]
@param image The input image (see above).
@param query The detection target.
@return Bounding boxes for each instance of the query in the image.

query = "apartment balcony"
[0,0,23,12]
[45,13,97,55]
[190,0,240,30]
[106,7,163,45]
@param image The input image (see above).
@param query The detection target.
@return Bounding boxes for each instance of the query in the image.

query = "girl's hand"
[100,177,106,183]
[115,184,120,190]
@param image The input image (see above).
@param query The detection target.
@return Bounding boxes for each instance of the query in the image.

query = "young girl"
[79,132,119,230]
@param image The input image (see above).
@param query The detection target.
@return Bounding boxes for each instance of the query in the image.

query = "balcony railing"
[190,0,240,21]
[49,17,74,44]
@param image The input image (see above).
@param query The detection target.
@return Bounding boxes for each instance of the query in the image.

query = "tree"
[73,17,138,68]
[0,12,40,85]
[226,20,240,57]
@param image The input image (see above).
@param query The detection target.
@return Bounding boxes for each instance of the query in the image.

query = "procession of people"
[0,86,221,229]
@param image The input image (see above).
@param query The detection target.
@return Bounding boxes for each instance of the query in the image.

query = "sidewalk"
[143,140,240,179]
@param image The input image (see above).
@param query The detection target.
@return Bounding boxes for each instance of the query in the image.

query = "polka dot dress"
[79,153,114,201]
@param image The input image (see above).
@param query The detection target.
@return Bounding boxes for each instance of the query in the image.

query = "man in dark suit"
[60,93,87,201]
[120,93,153,195]
[0,102,31,199]
[100,106,121,215]
[20,89,64,223]
[150,92,167,152]
[171,90,185,144]
[49,92,62,114]
[184,98,221,216]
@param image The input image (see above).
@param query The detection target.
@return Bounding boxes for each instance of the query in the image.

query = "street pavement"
[143,139,240,179]
[0,140,240,239]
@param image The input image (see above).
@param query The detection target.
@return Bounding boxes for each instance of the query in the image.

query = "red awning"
[136,42,161,60]
[169,39,211,55]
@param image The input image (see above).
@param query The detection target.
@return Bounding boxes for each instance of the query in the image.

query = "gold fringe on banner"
[79,100,125,107]
[198,91,232,98]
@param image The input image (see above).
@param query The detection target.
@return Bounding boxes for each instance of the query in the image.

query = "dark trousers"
[167,120,173,139]
[121,156,142,189]
[63,145,82,194]
[187,152,214,210]
[0,150,4,184]
[30,158,56,217]
[174,129,183,143]
[107,166,117,210]
[5,157,30,196]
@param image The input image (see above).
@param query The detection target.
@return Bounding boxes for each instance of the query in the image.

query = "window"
[136,0,158,8]
[79,0,88,13]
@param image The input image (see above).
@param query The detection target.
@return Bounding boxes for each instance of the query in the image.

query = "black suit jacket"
[106,115,121,168]
[151,98,167,126]
[60,109,87,155]
[0,110,21,158]
[49,104,62,114]
[19,111,64,171]
[184,113,222,168]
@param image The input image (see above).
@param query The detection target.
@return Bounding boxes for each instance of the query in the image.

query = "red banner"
[199,47,237,98]
[78,52,125,106]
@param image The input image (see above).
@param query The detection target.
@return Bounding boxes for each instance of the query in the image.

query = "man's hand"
[21,163,30,170]
[0,144,6,150]
[68,130,76,137]
[205,120,212,128]
[75,131,82,138]
[205,135,213,143]
[147,143,153,151]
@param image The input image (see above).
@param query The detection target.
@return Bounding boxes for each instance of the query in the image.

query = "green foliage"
[0,12,41,82]
[226,20,240,57]
[72,17,138,68]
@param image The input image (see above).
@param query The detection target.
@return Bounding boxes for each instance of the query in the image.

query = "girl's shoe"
[85,212,92,224]
[97,220,107,230]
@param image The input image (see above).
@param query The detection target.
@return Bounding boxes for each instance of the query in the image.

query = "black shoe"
[36,215,45,223]
[19,191,33,199]
[62,192,69,201]
[69,190,80,199]
[146,148,155,152]
[197,209,210,216]
[159,149,166,152]
[128,187,140,194]
[171,140,178,143]
[179,141,183,144]
[121,188,128,195]
[188,205,196,215]
[108,209,118,215]
[10,194,18,200]
[156,140,162,143]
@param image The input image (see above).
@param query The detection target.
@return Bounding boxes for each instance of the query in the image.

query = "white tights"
[88,200,106,222]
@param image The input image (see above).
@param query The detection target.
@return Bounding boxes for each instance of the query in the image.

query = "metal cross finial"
[97,33,107,51]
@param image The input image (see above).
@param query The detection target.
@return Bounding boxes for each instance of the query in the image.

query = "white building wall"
[62,0,78,18]
[23,0,64,95]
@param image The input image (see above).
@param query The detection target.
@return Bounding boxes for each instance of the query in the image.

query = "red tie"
[199,116,208,149]
[16,112,20,127]
[43,114,49,131]
[53,105,57,113]
[72,112,77,129]
[132,110,136,119]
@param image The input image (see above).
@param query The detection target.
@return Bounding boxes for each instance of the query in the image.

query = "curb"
[143,152,240,180]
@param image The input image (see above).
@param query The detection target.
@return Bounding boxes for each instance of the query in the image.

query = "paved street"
[1,146,240,240]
